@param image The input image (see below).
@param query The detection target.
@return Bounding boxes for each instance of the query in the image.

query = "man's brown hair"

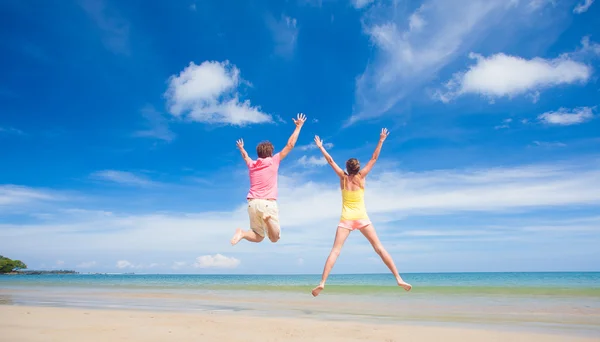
[345,158,360,175]
[256,141,274,158]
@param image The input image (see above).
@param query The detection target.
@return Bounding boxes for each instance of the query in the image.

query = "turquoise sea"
[2,272,600,336]
[2,272,600,295]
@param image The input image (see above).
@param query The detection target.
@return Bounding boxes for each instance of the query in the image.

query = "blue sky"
[1,0,599,274]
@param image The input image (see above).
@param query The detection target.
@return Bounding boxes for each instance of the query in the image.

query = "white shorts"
[247,199,280,238]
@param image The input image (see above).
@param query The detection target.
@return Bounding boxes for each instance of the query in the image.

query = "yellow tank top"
[340,176,369,221]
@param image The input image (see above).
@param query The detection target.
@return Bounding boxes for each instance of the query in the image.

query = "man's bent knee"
[269,235,280,243]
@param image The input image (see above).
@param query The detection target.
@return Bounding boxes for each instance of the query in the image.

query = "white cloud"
[436,52,590,102]
[133,105,175,142]
[56,260,64,266]
[90,170,158,187]
[0,185,57,206]
[574,0,595,13]
[297,142,333,151]
[193,254,240,269]
[267,15,298,58]
[580,36,600,55]
[116,260,134,269]
[532,141,566,148]
[79,0,130,55]
[351,0,517,124]
[77,261,97,268]
[297,258,304,266]
[494,118,513,129]
[538,107,595,125]
[165,61,272,126]
[351,0,374,9]
[3,159,600,272]
[298,155,328,167]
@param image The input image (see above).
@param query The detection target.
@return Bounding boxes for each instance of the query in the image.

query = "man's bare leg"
[312,227,351,297]
[263,215,280,243]
[360,224,412,291]
[231,228,264,245]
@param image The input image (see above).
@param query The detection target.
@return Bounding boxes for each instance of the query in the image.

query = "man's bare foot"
[230,228,243,246]
[311,284,324,297]
[397,279,412,291]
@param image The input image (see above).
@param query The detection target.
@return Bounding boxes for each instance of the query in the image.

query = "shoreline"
[1,305,597,342]
[1,286,599,338]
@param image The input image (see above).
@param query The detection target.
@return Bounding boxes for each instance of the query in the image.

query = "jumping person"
[230,113,307,246]
[311,128,412,297]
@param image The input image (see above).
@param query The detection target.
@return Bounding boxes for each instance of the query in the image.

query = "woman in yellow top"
[311,128,412,297]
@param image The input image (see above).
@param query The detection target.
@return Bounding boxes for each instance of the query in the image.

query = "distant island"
[6,270,79,275]
[1,255,77,275]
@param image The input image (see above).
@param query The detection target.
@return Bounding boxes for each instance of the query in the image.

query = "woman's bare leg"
[312,227,351,297]
[231,228,264,245]
[360,224,412,291]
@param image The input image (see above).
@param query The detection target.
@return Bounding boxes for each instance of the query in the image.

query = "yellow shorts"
[247,199,280,238]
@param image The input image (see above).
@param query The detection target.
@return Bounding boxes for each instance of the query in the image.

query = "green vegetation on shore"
[0,255,27,274]
[0,255,77,275]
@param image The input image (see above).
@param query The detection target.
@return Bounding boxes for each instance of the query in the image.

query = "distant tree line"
[0,255,27,274]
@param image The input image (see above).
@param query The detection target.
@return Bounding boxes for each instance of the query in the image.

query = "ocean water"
[1,272,599,295]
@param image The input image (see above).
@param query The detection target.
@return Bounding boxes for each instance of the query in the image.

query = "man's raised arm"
[236,139,253,166]
[279,113,307,160]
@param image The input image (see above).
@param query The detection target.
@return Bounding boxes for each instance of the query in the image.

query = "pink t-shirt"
[246,153,281,200]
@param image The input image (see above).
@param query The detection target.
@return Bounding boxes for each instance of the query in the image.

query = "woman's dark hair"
[345,158,360,175]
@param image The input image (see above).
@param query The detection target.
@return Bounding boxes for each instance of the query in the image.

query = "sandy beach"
[0,305,595,342]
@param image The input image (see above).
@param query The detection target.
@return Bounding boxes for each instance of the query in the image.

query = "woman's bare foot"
[397,278,412,291]
[230,228,243,246]
[311,284,325,297]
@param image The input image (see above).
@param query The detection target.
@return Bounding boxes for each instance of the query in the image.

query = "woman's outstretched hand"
[380,128,390,142]
[314,135,323,148]
[236,138,244,150]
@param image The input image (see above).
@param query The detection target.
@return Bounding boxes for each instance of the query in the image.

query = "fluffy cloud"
[90,170,158,187]
[193,254,240,269]
[538,107,595,125]
[436,52,590,102]
[574,0,595,13]
[298,155,328,167]
[164,61,272,126]
[351,0,519,124]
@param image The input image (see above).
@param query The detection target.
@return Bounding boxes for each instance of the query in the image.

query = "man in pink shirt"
[230,113,307,245]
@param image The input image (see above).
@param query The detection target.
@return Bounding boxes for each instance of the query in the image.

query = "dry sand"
[0,305,595,342]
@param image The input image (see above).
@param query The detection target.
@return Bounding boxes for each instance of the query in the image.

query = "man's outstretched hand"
[236,138,244,150]
[293,113,307,128]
